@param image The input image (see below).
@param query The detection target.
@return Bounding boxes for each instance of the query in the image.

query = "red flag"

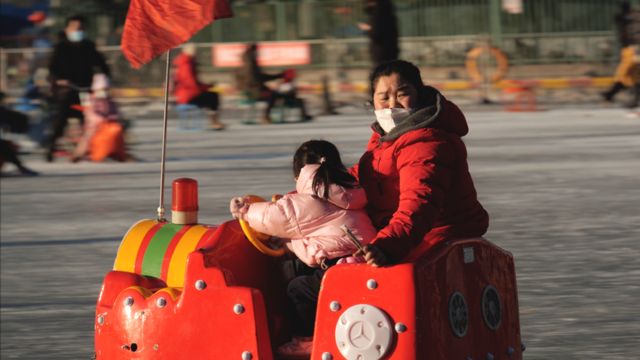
[121,0,233,68]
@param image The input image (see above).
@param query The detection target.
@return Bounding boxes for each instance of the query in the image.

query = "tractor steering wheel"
[238,195,286,257]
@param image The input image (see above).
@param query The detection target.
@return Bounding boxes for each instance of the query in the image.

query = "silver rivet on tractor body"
[195,280,207,290]
[234,304,245,314]
[395,322,407,333]
[330,301,341,312]
[367,279,378,289]
[156,297,167,308]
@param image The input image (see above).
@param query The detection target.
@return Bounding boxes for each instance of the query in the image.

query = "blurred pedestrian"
[45,14,110,162]
[106,25,124,46]
[0,93,30,135]
[0,93,39,176]
[0,140,39,177]
[71,74,130,162]
[602,1,640,105]
[237,44,312,123]
[172,44,225,130]
[24,11,53,73]
[358,0,399,67]
[236,43,284,124]
[273,69,313,122]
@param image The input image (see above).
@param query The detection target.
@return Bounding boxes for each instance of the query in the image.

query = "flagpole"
[157,49,172,221]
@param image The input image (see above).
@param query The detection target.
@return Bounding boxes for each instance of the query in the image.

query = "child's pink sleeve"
[242,197,302,239]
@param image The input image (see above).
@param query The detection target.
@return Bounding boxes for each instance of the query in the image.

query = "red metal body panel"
[95,221,290,359]
[313,264,417,359]
[95,253,272,359]
[313,238,521,360]
[414,238,522,360]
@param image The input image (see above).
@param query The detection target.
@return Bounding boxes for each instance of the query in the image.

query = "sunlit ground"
[1,102,639,359]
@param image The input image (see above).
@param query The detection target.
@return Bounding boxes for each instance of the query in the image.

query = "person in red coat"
[353,60,489,266]
[173,44,225,130]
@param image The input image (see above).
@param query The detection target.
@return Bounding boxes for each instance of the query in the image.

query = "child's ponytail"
[312,156,331,199]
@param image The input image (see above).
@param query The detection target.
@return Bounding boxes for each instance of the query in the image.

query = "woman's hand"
[229,197,248,219]
[356,244,388,267]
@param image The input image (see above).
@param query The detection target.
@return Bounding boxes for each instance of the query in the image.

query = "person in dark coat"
[0,92,39,176]
[352,60,489,266]
[359,0,400,67]
[236,43,283,124]
[45,14,110,162]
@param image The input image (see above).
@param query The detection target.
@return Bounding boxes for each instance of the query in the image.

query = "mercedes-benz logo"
[348,321,374,348]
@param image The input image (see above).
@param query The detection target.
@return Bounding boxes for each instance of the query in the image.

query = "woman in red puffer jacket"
[353,60,489,266]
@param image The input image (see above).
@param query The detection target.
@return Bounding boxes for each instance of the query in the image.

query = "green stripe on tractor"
[142,224,182,279]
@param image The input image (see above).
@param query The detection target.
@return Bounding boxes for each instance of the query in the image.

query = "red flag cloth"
[121,0,232,68]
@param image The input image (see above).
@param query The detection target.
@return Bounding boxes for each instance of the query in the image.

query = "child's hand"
[229,197,249,219]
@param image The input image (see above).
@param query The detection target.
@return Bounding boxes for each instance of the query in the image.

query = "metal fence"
[0,0,624,92]
[0,31,616,92]
[1,0,625,47]
[202,0,620,43]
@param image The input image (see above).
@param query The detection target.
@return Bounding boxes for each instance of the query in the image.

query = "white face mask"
[67,30,84,42]
[374,108,413,133]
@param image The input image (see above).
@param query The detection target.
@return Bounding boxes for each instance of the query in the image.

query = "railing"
[1,31,616,93]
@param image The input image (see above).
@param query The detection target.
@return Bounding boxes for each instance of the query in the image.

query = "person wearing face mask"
[46,14,110,162]
[351,60,489,267]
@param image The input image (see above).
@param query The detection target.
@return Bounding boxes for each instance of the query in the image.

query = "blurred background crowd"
[1,1,634,90]
[1,0,639,174]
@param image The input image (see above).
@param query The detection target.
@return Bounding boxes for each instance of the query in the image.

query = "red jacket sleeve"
[371,136,454,261]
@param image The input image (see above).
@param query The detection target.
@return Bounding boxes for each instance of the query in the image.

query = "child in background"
[72,73,129,162]
[229,140,376,357]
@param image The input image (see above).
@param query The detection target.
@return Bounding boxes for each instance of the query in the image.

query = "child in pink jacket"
[230,140,376,356]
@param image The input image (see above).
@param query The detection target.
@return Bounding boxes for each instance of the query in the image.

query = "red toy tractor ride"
[94,178,523,359]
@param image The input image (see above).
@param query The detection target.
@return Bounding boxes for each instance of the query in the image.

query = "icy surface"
[1,106,639,359]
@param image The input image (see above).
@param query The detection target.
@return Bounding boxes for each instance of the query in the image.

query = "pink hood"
[243,165,376,267]
[295,164,368,210]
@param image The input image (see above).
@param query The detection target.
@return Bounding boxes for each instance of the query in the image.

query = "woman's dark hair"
[369,59,424,99]
[293,140,357,199]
